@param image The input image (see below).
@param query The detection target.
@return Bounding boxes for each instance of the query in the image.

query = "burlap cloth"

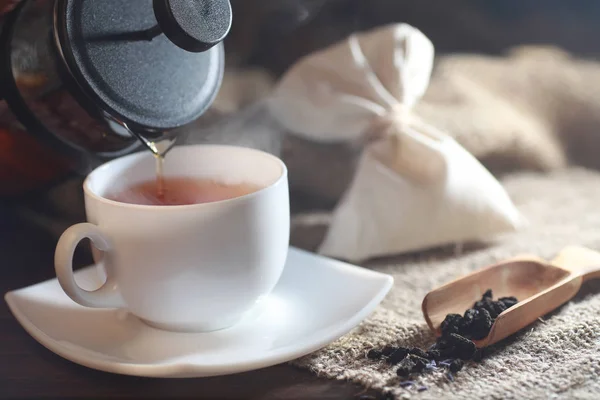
[289,167,600,399]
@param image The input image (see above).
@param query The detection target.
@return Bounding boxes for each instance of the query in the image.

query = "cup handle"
[54,223,124,308]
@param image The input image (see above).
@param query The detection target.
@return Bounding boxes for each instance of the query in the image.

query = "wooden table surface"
[0,206,377,400]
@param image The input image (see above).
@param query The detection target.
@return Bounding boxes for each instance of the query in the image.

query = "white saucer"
[5,247,393,378]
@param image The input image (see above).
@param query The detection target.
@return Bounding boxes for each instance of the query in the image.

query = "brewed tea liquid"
[106,177,261,206]
[107,137,261,205]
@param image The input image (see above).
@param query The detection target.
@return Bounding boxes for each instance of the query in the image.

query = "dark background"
[225,0,600,75]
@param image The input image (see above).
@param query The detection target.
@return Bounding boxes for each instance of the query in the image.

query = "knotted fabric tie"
[362,103,445,185]
[363,103,414,144]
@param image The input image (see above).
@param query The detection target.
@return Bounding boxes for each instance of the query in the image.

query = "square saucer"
[5,247,393,378]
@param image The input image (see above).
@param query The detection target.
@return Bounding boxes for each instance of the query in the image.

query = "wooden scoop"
[422,245,600,348]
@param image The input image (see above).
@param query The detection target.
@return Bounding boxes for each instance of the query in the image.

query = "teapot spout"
[139,135,178,158]
[121,122,180,158]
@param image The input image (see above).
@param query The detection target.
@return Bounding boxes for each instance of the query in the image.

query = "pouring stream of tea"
[145,137,178,199]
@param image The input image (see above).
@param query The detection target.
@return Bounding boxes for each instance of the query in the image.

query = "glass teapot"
[0,0,232,196]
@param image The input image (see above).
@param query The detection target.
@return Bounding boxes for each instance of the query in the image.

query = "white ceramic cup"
[54,144,290,332]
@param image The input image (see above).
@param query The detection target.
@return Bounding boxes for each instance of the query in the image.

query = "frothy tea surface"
[106,177,262,206]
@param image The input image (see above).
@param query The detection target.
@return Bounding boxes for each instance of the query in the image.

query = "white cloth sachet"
[269,23,526,262]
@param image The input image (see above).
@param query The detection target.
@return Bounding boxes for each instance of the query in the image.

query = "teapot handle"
[551,245,600,282]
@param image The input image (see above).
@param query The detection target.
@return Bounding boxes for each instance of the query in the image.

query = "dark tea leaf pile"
[365,289,519,391]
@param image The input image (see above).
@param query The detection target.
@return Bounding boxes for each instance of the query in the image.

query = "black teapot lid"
[56,0,232,135]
